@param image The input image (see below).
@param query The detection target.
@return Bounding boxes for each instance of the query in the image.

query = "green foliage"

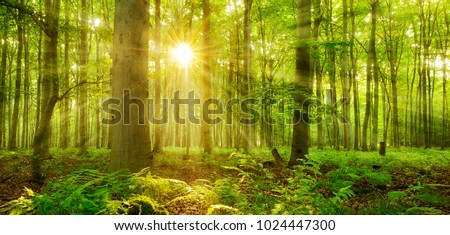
[214,178,243,206]
[0,188,36,215]
[33,169,134,215]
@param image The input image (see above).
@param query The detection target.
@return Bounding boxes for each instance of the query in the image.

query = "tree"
[341,0,351,150]
[32,0,61,183]
[109,0,152,172]
[369,0,379,151]
[152,0,163,154]
[290,0,311,166]
[0,13,8,149]
[201,0,213,154]
[242,0,253,153]
[8,0,24,150]
[78,0,89,154]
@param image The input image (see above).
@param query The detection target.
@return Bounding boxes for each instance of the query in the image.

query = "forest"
[0,0,449,215]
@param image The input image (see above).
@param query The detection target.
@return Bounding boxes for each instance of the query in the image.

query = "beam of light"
[171,43,193,68]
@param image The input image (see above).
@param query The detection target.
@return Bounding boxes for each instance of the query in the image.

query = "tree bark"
[109,0,152,172]
[32,0,61,184]
[241,0,253,154]
[0,15,8,149]
[290,0,311,166]
[201,0,213,154]
[350,0,360,150]
[59,0,70,148]
[152,0,163,154]
[8,1,24,150]
[341,0,351,150]
[370,0,379,151]
[78,0,89,154]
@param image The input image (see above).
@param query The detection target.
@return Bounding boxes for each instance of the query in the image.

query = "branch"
[58,81,107,101]
[0,0,51,36]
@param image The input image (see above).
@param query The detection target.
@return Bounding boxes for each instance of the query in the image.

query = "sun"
[172,43,193,68]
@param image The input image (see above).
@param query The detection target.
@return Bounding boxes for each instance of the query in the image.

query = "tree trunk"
[60,0,70,149]
[32,0,61,184]
[9,2,24,150]
[22,25,30,147]
[109,0,152,172]
[241,0,253,154]
[350,0,360,150]
[370,0,379,151]
[0,16,8,149]
[152,0,163,154]
[312,0,323,150]
[290,0,311,166]
[201,0,213,154]
[78,0,89,154]
[341,0,351,150]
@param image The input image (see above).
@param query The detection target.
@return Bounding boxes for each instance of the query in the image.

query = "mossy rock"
[138,177,192,203]
[207,204,238,215]
[127,196,168,215]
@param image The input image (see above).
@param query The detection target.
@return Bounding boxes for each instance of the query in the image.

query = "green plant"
[33,169,135,215]
[0,187,36,215]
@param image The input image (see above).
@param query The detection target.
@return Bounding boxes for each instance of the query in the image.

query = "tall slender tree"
[153,0,163,154]
[8,0,24,150]
[290,0,311,166]
[201,0,213,154]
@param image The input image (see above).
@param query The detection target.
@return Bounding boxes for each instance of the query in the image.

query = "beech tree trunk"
[153,0,163,154]
[109,0,152,172]
[290,0,311,166]
[9,1,24,150]
[201,0,213,154]
[32,0,61,183]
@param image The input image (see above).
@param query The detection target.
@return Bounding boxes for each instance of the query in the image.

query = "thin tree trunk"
[241,0,253,153]
[9,2,24,150]
[313,0,323,150]
[153,0,163,153]
[22,26,30,148]
[350,0,360,150]
[369,0,379,151]
[341,0,351,150]
[60,0,70,148]
[78,0,89,154]
[0,16,8,149]
[201,0,213,154]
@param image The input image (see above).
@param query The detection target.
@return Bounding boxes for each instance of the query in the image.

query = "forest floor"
[1,147,450,214]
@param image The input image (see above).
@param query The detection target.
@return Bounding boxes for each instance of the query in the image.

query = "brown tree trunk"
[78,0,89,154]
[9,2,24,150]
[22,26,30,147]
[341,0,351,150]
[241,0,253,154]
[109,0,152,172]
[0,16,8,149]
[32,0,61,184]
[290,0,311,166]
[153,0,163,154]
[350,0,360,150]
[60,0,70,149]
[370,0,379,151]
[201,0,213,155]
